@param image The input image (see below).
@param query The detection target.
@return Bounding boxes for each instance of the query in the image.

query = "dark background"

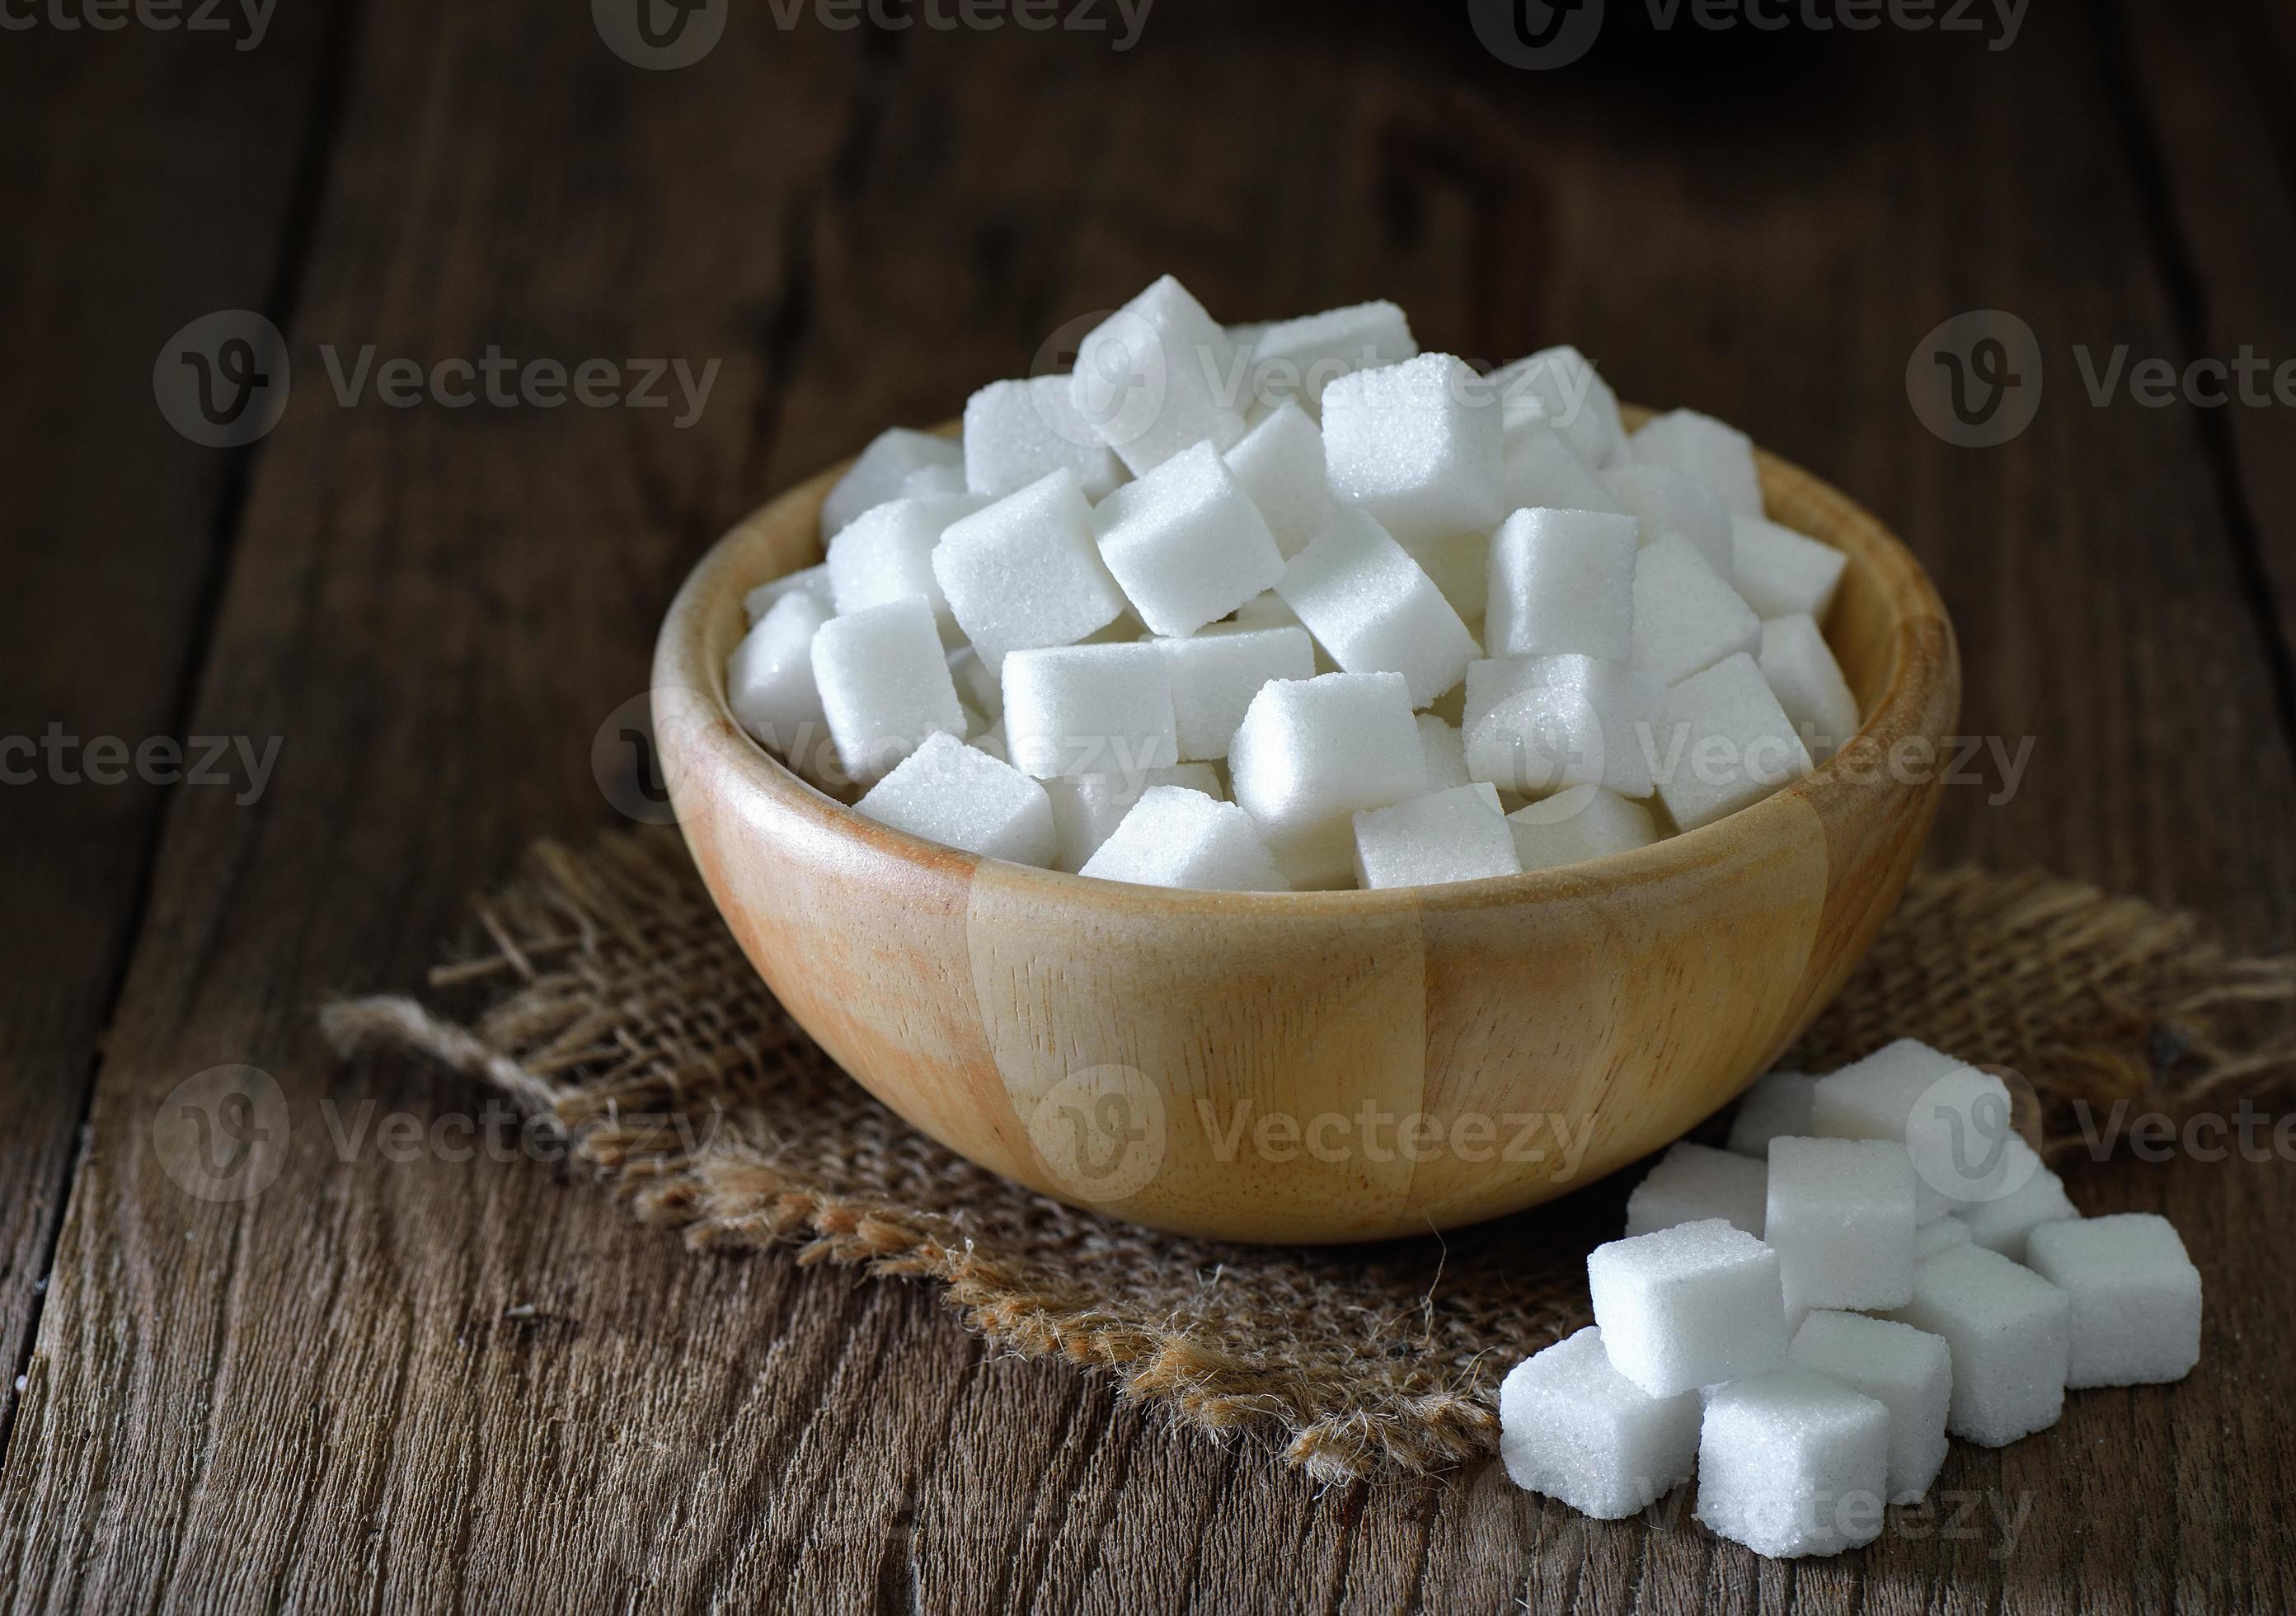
[4,0,2294,1608]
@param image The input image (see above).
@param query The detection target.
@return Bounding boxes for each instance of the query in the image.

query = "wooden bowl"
[652,414,1959,1243]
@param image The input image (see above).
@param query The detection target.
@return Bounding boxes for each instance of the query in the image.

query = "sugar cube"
[1499,1327,1702,1520]
[825,493,987,635]
[1151,624,1317,762]
[819,427,964,540]
[1630,408,1764,519]
[962,377,1125,502]
[1489,345,1629,470]
[1913,1215,1974,1262]
[1650,653,1814,833]
[1093,443,1288,637]
[1812,1040,2016,1221]
[1726,1071,1819,1158]
[2025,1214,2201,1388]
[1241,299,1417,418]
[1882,1244,2069,1447]
[1500,422,1625,518]
[853,731,1057,867]
[1397,530,1491,624]
[1759,613,1861,761]
[1625,1142,1768,1238]
[744,562,833,627]
[1608,463,1735,577]
[1765,1136,1918,1314]
[1001,641,1179,781]
[728,591,832,752]
[1277,510,1479,707]
[1416,713,1469,791]
[1351,782,1522,889]
[1228,672,1427,889]
[1587,1219,1789,1397]
[1232,589,1302,631]
[1220,402,1333,558]
[948,645,1002,720]
[1696,1368,1890,1558]
[899,462,969,501]
[1071,275,1247,475]
[1628,533,1761,688]
[1078,786,1290,892]
[1957,1137,2079,1260]
[1320,355,1505,545]
[1464,654,1663,800]
[1787,1312,1951,1505]
[1486,508,1640,663]
[1733,514,1848,623]
[1506,785,1659,872]
[933,469,1129,662]
[810,596,968,785]
[1043,763,1223,873]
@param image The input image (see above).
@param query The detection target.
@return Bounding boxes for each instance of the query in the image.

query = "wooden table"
[5,2,2293,1608]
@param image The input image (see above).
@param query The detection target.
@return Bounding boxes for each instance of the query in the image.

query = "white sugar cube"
[1913,1215,1975,1262]
[1276,510,1479,707]
[1416,713,1469,791]
[1093,443,1288,637]
[810,597,968,785]
[899,463,969,501]
[1733,514,1848,622]
[744,562,833,627]
[1464,654,1663,799]
[1220,402,1333,558]
[962,377,1125,502]
[1759,613,1861,761]
[1151,624,1317,762]
[854,731,1056,867]
[1765,1136,1918,1314]
[1079,785,1290,892]
[1630,408,1763,519]
[1071,275,1247,475]
[1351,782,1521,889]
[2025,1214,2200,1388]
[1813,1040,2016,1221]
[948,645,1002,720]
[820,427,964,540]
[1001,641,1179,781]
[1486,508,1640,662]
[1398,530,1491,624]
[1320,355,1505,545]
[1500,422,1625,517]
[1232,589,1302,631]
[1490,345,1628,469]
[1587,1219,1789,1398]
[1608,463,1735,577]
[933,469,1129,662]
[1043,763,1222,873]
[1628,533,1761,688]
[1650,653,1814,833]
[1787,1312,1951,1506]
[1883,1244,2069,1447]
[1499,1327,1702,1520]
[1625,1142,1768,1238]
[1696,1368,1890,1558]
[1241,299,1417,418]
[1957,1138,2079,1260]
[826,493,987,636]
[1506,785,1659,872]
[1228,672,1426,889]
[1726,1072,1819,1158]
[728,591,832,752]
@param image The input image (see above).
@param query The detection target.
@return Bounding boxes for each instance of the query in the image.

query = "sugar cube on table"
[1500,421,1625,517]
[1001,641,1180,781]
[1488,345,1630,470]
[1240,299,1417,418]
[1630,408,1764,519]
[1486,508,1640,663]
[728,591,832,752]
[1071,275,1247,475]
[1882,1244,2069,1447]
[1351,782,1521,890]
[1608,463,1735,578]
[2025,1214,2201,1388]
[1499,1327,1702,1520]
[1759,613,1862,761]
[852,731,1057,867]
[1696,1368,1891,1558]
[1228,671,1427,889]
[1320,355,1505,546]
[1913,1214,1975,1262]
[1587,1219,1789,1397]
[810,596,968,786]
[1628,533,1762,688]
[1732,514,1848,622]
[1812,1039,2016,1221]
[1464,654,1663,800]
[1220,402,1332,558]
[819,426,964,541]
[1957,1137,2079,1260]
[1786,1312,1951,1506]
[1151,624,1317,763]
[1416,713,1469,790]
[1043,763,1223,873]
[1624,1142,1768,1238]
[1276,510,1479,707]
[1650,653,1814,833]
[1726,1072,1819,1158]
[1078,786,1291,892]
[825,493,987,635]
[961,376,1126,502]
[1093,442,1289,637]
[1506,785,1659,872]
[744,562,833,627]
[1765,1136,1918,1315]
[932,468,1129,662]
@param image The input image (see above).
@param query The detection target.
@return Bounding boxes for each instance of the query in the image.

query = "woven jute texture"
[325,830,2296,1482]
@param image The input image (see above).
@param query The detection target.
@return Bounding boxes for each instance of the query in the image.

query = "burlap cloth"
[324,832,2296,1482]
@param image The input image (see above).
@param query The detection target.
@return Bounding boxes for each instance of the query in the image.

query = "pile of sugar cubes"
[728,274,1862,890]
[1500,1038,2203,1558]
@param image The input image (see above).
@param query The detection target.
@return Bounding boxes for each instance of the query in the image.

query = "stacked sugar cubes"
[1499,1037,2204,1560]
[726,274,1866,890]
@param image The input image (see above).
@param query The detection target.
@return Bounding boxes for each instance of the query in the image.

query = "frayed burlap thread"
[322,830,2296,1482]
